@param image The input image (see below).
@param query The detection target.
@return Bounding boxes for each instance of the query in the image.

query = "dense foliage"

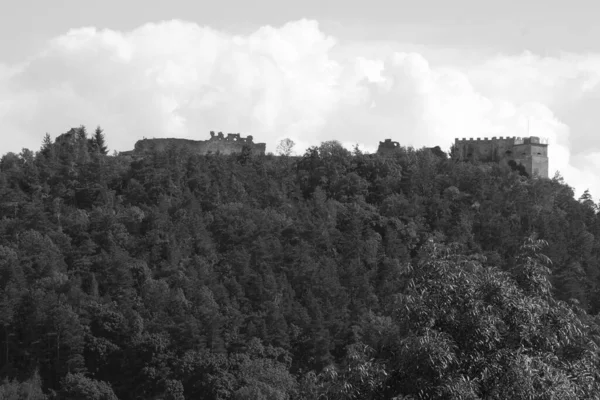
[2,126,600,399]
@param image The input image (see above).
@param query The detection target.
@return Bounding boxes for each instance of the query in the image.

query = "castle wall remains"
[376,139,401,156]
[125,131,266,156]
[377,140,447,159]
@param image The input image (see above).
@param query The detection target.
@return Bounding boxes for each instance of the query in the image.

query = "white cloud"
[0,19,599,198]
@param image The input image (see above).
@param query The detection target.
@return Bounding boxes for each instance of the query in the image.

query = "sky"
[1,0,600,197]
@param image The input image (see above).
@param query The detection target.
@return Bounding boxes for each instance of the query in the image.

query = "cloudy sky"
[1,0,600,197]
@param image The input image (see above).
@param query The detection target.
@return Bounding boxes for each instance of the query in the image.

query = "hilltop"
[1,127,600,399]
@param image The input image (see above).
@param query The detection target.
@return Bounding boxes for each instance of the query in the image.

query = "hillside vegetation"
[1,126,600,399]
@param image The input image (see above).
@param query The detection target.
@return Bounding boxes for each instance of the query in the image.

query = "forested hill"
[2,127,600,399]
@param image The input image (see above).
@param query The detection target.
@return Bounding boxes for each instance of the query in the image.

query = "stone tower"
[453,136,548,178]
[377,139,401,156]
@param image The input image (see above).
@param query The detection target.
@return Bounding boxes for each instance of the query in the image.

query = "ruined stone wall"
[128,132,266,156]
[377,139,401,156]
[377,140,448,159]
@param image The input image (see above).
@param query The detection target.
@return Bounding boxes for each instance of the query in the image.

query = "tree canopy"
[1,128,600,399]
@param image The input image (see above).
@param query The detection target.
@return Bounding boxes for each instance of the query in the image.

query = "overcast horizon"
[1,0,600,197]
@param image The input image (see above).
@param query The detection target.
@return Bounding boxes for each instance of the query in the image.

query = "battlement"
[455,136,549,145]
[126,131,266,156]
[208,131,257,144]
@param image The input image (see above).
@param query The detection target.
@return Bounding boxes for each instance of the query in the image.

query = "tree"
[508,160,529,177]
[579,189,597,214]
[237,145,253,165]
[58,373,117,400]
[318,140,347,158]
[75,125,87,140]
[90,127,108,155]
[40,134,53,157]
[304,343,388,400]
[276,138,295,157]
[0,369,47,400]
[368,239,600,399]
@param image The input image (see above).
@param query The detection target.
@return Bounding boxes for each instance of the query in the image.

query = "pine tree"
[91,126,108,155]
[41,133,52,152]
[94,126,108,155]
[39,133,56,163]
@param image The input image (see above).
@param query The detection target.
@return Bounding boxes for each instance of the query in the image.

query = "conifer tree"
[41,133,52,154]
[91,126,108,155]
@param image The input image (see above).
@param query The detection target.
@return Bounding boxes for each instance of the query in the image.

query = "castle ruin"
[377,136,548,178]
[123,131,266,156]
[453,136,548,178]
[377,139,447,160]
[377,139,401,156]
